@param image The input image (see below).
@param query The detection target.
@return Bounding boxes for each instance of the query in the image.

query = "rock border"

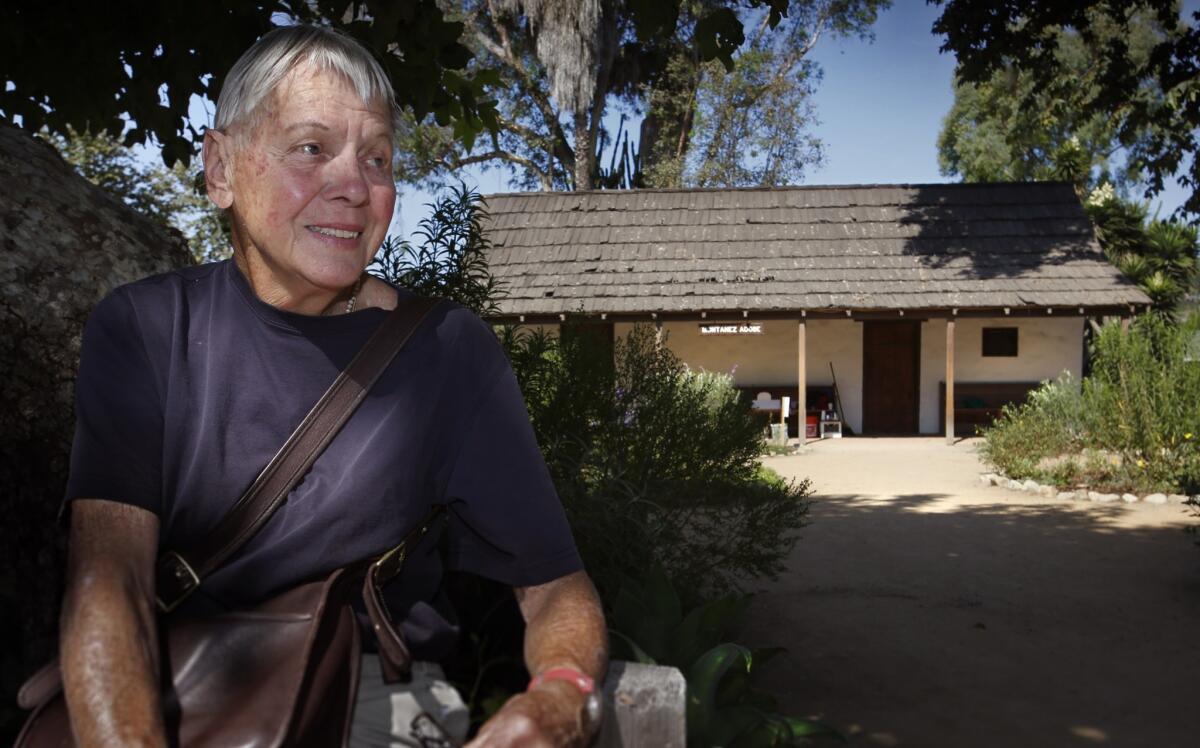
[978,473,1196,506]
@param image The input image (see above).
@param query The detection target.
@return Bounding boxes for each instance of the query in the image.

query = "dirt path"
[745,437,1200,748]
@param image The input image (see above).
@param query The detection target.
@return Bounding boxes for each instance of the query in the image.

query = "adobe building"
[479,183,1151,441]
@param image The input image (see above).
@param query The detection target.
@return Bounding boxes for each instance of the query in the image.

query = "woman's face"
[220,66,395,303]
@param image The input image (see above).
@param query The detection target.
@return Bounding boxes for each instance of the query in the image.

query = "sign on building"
[700,322,763,335]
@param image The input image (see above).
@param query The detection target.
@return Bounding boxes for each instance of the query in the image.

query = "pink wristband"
[527,667,595,694]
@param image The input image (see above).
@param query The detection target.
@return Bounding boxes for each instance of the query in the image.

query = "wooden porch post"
[945,318,955,445]
[798,318,807,442]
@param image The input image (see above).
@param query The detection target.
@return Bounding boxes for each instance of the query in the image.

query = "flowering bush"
[981,313,1200,494]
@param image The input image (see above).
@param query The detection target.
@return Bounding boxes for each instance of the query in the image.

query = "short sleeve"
[64,290,165,515]
[434,324,582,588]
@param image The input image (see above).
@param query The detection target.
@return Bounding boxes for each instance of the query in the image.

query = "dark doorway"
[862,320,921,435]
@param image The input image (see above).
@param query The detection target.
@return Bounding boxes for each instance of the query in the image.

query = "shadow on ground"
[740,489,1200,748]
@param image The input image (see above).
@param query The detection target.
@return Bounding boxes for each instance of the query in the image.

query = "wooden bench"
[938,381,1041,436]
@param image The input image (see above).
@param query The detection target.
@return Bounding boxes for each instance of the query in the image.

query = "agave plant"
[1088,196,1199,313]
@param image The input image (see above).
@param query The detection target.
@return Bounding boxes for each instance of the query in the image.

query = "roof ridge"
[481,181,1079,199]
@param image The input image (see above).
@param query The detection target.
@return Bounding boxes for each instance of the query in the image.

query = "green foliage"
[1,1,497,167]
[609,566,843,746]
[502,322,811,601]
[367,185,504,316]
[977,374,1086,484]
[936,7,1167,193]
[45,127,229,263]
[981,314,1200,494]
[934,0,1200,221]
[682,45,824,188]
[1085,193,1199,312]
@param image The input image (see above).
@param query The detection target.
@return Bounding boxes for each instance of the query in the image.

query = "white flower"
[1086,182,1116,207]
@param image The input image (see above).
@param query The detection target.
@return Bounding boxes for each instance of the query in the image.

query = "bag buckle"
[156,552,201,613]
[370,541,409,590]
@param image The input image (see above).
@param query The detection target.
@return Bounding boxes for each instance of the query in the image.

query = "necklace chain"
[344,274,364,314]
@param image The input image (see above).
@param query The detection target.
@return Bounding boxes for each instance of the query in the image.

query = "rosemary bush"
[502,322,811,603]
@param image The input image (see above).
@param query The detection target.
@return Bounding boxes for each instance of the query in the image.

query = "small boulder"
[991,474,1007,486]
[1007,479,1024,491]
[979,474,995,486]
[1121,493,1139,503]
[1143,493,1168,505]
[1090,491,1119,503]
[1056,491,1077,501]
[1022,479,1040,492]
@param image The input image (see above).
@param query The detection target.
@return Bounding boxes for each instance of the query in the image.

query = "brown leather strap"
[156,295,444,613]
[361,504,445,683]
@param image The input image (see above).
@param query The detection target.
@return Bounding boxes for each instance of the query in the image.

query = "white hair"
[214,25,400,136]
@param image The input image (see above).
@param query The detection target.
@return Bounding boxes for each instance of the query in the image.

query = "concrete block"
[597,661,686,748]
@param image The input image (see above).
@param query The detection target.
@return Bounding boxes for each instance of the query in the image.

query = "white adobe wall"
[613,319,866,434]
[512,317,1082,437]
[917,317,1085,434]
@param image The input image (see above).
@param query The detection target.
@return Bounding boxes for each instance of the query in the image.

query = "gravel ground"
[744,437,1200,748]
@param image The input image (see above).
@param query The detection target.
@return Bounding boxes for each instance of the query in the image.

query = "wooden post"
[798,319,807,442]
[945,318,955,445]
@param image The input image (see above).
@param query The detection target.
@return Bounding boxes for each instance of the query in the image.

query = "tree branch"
[478,0,575,174]
[439,148,551,190]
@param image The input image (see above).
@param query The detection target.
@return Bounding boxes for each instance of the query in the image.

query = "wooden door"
[862,320,921,435]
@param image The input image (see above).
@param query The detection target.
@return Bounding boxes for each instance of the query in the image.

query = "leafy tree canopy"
[932,0,1200,221]
[1,0,804,177]
[2,0,498,165]
[396,0,886,192]
[937,8,1169,194]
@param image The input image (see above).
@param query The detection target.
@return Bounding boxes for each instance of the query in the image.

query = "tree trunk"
[574,111,595,190]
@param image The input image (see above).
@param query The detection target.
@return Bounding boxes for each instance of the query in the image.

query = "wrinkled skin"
[61,63,608,748]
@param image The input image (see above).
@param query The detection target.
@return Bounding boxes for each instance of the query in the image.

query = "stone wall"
[0,124,191,736]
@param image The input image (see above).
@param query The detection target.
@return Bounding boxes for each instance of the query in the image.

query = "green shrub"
[981,313,1200,494]
[502,322,811,604]
[1081,314,1200,492]
[977,374,1083,482]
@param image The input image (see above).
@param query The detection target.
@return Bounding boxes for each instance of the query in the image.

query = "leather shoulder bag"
[15,294,445,748]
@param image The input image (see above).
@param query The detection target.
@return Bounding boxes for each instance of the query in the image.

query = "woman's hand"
[466,679,587,747]
[466,571,607,747]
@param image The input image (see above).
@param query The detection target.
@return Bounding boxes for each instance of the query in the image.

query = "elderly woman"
[58,25,606,748]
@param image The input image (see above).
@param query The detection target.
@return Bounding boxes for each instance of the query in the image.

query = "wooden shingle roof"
[480,182,1151,319]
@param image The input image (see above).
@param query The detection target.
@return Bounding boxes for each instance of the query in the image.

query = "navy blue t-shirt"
[65,259,581,659]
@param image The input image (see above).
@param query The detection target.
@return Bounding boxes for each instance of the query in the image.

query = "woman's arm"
[60,499,166,748]
[467,570,608,747]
